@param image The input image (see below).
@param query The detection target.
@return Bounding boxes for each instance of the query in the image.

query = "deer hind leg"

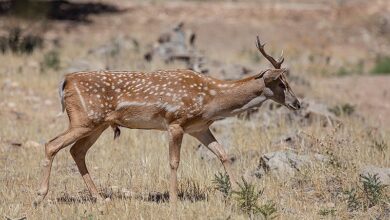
[69,127,107,201]
[33,127,92,206]
[168,124,184,204]
[190,129,237,188]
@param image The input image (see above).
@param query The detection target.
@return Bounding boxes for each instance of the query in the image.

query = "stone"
[360,165,390,185]
[250,151,328,179]
[88,35,139,57]
[25,140,41,148]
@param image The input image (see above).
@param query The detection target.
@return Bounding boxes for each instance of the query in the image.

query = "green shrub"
[0,27,43,54]
[328,103,355,117]
[232,177,263,215]
[371,56,390,74]
[212,172,231,199]
[361,174,387,207]
[41,50,61,71]
[344,173,388,211]
[344,188,360,211]
[212,175,278,219]
[256,201,278,219]
[318,208,336,216]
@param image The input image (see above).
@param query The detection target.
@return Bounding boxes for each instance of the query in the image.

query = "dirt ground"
[0,0,389,219]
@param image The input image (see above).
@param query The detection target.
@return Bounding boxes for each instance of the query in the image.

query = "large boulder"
[144,22,198,64]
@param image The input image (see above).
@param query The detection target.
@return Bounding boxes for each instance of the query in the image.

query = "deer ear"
[260,69,287,83]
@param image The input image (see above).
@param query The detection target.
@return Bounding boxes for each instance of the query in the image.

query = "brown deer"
[33,36,300,205]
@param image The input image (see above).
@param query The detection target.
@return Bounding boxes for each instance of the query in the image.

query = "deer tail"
[112,125,121,140]
[58,78,67,112]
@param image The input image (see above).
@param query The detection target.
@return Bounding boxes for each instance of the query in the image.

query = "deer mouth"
[287,104,299,110]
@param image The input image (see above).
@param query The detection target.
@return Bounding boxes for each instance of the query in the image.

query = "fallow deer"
[34,36,301,205]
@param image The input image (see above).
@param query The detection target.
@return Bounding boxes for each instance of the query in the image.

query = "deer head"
[255,36,301,110]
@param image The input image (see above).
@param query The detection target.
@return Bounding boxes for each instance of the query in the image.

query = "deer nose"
[294,100,301,110]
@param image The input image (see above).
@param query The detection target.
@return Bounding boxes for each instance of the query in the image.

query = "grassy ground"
[1,0,389,219]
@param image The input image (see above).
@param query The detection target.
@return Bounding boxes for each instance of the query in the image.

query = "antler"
[256,36,284,69]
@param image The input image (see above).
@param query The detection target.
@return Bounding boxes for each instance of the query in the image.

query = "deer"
[33,36,301,206]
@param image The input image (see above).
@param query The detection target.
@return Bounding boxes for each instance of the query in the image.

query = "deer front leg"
[167,124,184,204]
[191,129,237,188]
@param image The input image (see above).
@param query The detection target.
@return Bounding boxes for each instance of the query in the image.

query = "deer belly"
[109,106,167,130]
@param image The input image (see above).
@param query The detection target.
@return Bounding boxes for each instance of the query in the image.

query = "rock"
[25,140,41,148]
[88,35,139,57]
[271,131,318,150]
[292,99,339,126]
[144,22,198,64]
[44,99,53,106]
[144,22,254,79]
[238,98,339,128]
[250,151,328,179]
[360,165,390,185]
[272,132,305,147]
[199,59,252,80]
[2,78,19,89]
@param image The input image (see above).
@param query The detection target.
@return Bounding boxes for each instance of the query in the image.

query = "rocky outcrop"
[249,151,328,179]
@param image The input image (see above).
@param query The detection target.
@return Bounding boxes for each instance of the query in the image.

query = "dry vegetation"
[0,0,389,219]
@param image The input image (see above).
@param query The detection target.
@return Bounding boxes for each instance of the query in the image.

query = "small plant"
[328,103,355,117]
[0,27,43,54]
[232,177,263,215]
[360,173,387,208]
[212,172,231,199]
[256,201,278,219]
[344,174,388,212]
[41,50,61,71]
[344,188,360,211]
[318,208,336,216]
[212,173,276,218]
[371,56,390,74]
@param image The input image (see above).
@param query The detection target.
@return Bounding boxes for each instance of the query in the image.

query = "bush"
[361,174,387,207]
[212,172,231,199]
[41,50,61,71]
[0,27,43,54]
[371,56,390,74]
[232,177,263,215]
[212,175,278,219]
[328,103,355,117]
[344,173,388,211]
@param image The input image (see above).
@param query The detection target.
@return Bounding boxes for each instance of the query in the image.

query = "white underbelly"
[118,116,167,130]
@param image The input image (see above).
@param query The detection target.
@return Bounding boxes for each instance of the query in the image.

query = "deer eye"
[279,83,286,89]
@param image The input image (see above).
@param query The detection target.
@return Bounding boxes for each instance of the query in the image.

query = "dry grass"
[1,0,390,219]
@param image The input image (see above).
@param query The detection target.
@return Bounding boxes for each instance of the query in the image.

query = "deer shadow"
[141,191,208,203]
[56,188,208,204]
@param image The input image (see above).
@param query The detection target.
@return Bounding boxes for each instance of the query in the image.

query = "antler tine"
[278,50,284,63]
[255,36,284,69]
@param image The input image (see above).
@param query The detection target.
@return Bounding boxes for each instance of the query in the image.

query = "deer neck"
[205,77,267,119]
